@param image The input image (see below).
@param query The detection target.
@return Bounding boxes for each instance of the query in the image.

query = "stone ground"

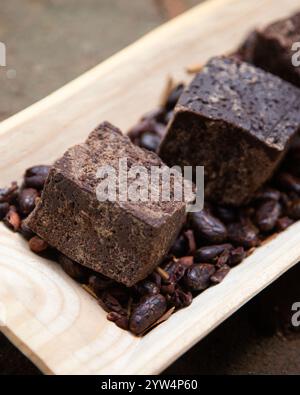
[0,0,299,375]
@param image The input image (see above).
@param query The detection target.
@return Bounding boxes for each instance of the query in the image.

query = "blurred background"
[0,0,199,121]
[0,0,299,375]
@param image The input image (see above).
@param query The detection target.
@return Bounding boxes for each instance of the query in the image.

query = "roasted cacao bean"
[3,206,21,232]
[24,165,50,189]
[98,291,125,314]
[0,182,18,204]
[19,221,35,240]
[227,222,259,248]
[253,187,281,202]
[59,253,90,283]
[18,188,39,216]
[288,199,300,220]
[107,312,129,330]
[276,217,294,231]
[165,83,185,111]
[139,132,161,152]
[184,229,197,254]
[189,209,227,244]
[163,257,192,283]
[194,243,232,263]
[28,235,48,253]
[169,287,192,308]
[255,200,281,232]
[169,234,188,257]
[89,274,114,294]
[183,263,216,292]
[215,249,230,269]
[215,206,237,224]
[135,280,160,296]
[228,247,246,267]
[276,172,300,194]
[129,294,167,335]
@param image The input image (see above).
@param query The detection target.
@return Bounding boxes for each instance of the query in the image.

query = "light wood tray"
[1,0,300,375]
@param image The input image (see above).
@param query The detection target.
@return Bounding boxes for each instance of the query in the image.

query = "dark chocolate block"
[159,56,300,206]
[26,122,187,286]
[239,13,300,87]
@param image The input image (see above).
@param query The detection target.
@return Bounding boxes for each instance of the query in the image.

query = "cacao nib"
[228,247,246,267]
[98,291,126,315]
[210,264,231,284]
[215,249,230,269]
[135,281,160,296]
[0,182,18,204]
[3,206,21,232]
[169,287,193,309]
[107,312,129,330]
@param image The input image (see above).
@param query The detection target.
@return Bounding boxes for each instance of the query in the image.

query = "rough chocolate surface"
[159,56,300,206]
[239,12,300,87]
[26,122,187,286]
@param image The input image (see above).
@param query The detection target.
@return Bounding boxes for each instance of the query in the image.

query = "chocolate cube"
[239,12,300,87]
[159,56,300,206]
[26,122,187,286]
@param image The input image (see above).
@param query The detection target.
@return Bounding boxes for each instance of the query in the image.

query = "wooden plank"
[0,0,300,375]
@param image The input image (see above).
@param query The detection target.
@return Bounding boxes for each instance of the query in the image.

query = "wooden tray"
[0,0,300,375]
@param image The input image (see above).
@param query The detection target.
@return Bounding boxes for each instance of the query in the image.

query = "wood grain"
[0,0,300,375]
